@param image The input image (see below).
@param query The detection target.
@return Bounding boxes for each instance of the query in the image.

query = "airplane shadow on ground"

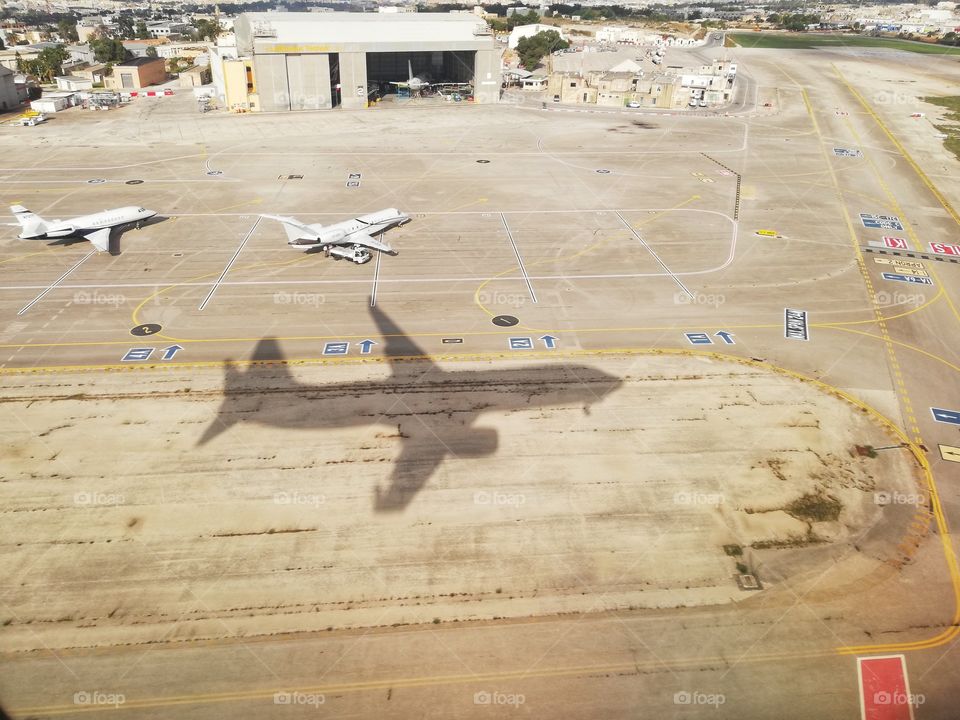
[198,307,624,512]
[44,214,168,256]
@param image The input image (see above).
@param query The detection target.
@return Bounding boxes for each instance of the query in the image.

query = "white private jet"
[10,204,157,253]
[261,208,409,264]
[390,60,433,93]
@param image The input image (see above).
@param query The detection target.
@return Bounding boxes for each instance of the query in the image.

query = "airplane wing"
[83,228,111,252]
[348,232,393,253]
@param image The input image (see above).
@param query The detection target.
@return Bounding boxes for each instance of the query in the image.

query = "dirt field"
[1,354,923,653]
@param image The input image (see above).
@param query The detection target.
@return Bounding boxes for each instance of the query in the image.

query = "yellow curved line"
[0,250,54,266]
[130,253,316,341]
[3,347,957,716]
[822,325,960,374]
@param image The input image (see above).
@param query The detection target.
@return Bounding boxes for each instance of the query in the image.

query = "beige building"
[547,73,597,104]
[596,71,637,107]
[108,57,167,90]
[220,57,259,112]
[633,73,679,108]
[178,65,213,88]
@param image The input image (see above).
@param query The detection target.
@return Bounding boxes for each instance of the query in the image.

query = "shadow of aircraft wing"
[374,420,498,512]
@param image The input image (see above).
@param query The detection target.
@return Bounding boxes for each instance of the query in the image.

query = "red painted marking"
[858,655,914,720]
[882,236,907,249]
[163,89,174,96]
[929,242,960,256]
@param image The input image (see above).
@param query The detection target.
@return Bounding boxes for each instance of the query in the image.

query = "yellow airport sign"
[755,229,780,237]
[874,257,925,270]
[939,444,960,463]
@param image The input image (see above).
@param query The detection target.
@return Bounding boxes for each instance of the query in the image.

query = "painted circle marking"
[131,323,162,337]
[492,315,519,327]
[476,159,491,164]
[126,179,144,185]
[88,179,106,184]
[596,169,611,174]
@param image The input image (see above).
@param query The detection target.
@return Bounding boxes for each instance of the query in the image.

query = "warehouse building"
[221,12,501,112]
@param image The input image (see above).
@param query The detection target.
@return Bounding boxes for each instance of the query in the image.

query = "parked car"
[626,101,640,109]
[699,99,707,108]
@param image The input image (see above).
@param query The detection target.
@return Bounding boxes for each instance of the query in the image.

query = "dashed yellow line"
[833,64,960,332]
[787,69,924,446]
[778,65,960,654]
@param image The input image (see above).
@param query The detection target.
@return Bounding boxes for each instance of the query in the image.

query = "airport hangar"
[223,12,502,112]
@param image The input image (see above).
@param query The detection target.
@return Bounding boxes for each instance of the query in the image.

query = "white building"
[0,66,19,111]
[508,23,565,49]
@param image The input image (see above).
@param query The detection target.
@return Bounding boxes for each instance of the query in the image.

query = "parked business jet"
[260,208,408,265]
[10,205,157,252]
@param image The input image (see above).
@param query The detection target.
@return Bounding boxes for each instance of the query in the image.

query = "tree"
[57,19,78,42]
[146,45,158,57]
[0,36,5,51]
[91,37,129,63]
[193,18,221,41]
[117,14,135,40]
[515,29,569,70]
[23,45,70,82]
[135,20,150,39]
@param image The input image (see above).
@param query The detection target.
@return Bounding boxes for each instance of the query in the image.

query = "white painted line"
[500,212,538,304]
[370,248,381,308]
[615,211,695,299]
[197,216,261,311]
[17,250,96,316]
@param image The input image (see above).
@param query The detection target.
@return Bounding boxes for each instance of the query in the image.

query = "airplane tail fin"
[280,219,309,244]
[261,214,321,245]
[408,59,414,83]
[10,205,47,238]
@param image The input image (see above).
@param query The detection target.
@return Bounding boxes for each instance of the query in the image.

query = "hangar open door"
[366,51,475,101]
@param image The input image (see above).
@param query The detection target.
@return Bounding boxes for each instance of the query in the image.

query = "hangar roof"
[236,12,493,49]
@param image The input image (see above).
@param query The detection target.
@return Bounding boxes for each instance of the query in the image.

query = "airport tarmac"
[2,45,960,719]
